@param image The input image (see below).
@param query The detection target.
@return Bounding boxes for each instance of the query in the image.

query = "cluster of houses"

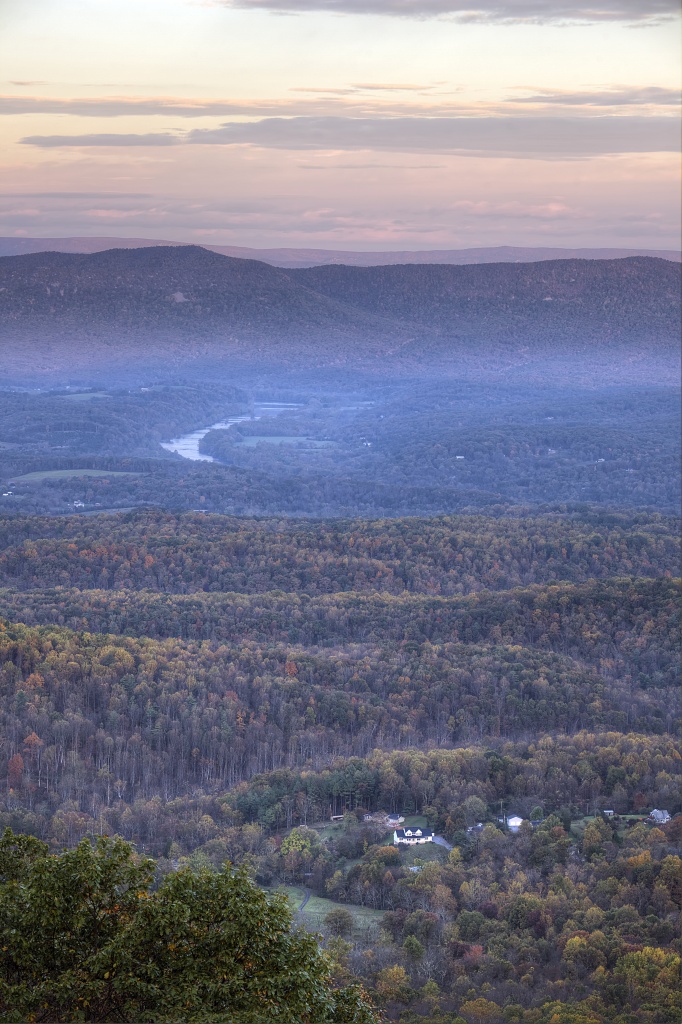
[379,813,437,846]
[603,808,671,825]
[334,806,673,850]
[329,810,436,847]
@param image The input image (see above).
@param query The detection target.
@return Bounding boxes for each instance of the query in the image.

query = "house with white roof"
[394,827,434,846]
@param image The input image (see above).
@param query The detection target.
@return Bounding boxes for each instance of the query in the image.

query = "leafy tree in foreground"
[0,829,377,1024]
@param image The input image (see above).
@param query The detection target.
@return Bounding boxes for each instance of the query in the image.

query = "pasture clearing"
[11,469,144,482]
[272,886,383,936]
[57,392,110,401]
[234,435,336,448]
[401,814,429,829]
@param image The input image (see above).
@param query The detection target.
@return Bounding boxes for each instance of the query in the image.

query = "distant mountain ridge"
[0,246,679,383]
[0,236,679,268]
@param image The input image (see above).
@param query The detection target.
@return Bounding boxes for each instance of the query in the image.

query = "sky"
[0,0,679,250]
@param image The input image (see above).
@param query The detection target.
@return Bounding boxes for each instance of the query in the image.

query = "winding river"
[160,403,301,462]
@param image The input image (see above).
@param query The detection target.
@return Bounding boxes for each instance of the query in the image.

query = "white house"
[506,816,524,834]
[649,809,671,825]
[394,827,434,846]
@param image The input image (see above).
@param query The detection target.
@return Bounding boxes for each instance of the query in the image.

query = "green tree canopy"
[0,828,377,1023]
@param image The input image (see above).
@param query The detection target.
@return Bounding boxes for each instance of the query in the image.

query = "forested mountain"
[296,257,680,350]
[0,509,678,808]
[0,247,395,378]
[1,604,678,798]
[1,247,679,380]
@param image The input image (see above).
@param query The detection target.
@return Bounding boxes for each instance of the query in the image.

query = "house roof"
[394,827,434,839]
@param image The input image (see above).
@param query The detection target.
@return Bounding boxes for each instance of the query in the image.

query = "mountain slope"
[0,246,679,381]
[0,246,403,373]
[0,245,393,336]
[293,257,681,351]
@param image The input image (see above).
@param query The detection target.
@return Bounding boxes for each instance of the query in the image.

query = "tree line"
[1,715,678,852]
[0,510,678,595]
[0,576,677,688]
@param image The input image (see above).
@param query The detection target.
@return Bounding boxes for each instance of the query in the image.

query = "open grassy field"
[11,469,143,482]
[570,813,648,840]
[311,820,346,842]
[271,886,384,936]
[57,392,110,401]
[235,436,336,448]
[397,842,448,867]
[401,814,429,829]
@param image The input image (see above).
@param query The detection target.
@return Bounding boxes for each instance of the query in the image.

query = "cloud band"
[21,115,680,157]
[214,0,677,22]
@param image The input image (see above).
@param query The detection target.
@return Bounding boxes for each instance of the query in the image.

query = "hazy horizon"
[1,0,679,250]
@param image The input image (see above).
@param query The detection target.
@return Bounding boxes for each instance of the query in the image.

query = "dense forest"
[0,367,679,1022]
[0,614,678,800]
[0,502,678,1022]
[0,510,678,593]
[0,577,677,683]
[1,738,679,1023]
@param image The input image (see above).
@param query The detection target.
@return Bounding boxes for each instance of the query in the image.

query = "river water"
[160,403,301,462]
